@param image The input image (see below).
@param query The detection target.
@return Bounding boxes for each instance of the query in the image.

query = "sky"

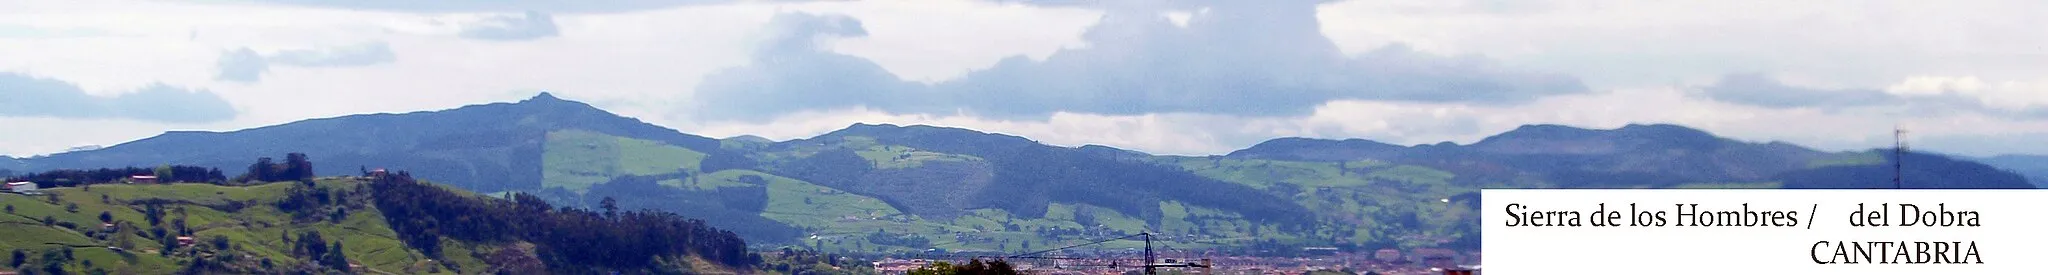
[2,0,2046,158]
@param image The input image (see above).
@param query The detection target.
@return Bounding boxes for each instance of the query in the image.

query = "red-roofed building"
[1413,248,1460,269]
[1374,249,1402,262]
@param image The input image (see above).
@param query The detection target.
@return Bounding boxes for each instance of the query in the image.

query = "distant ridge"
[1226,123,2025,188]
[18,92,728,193]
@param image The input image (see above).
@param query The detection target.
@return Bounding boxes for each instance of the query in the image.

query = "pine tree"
[323,241,351,271]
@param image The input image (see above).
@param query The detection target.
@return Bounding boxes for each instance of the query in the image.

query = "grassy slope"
[543,129,708,193]
[0,180,478,274]
[852,145,984,169]
[1154,156,1475,247]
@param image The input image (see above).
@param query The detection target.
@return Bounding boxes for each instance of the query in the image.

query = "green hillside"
[0,179,464,274]
[0,171,773,274]
[1153,157,1477,248]
[543,129,708,193]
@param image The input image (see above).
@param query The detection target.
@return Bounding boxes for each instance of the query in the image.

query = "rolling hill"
[11,93,2035,255]
[0,174,756,274]
[16,93,735,195]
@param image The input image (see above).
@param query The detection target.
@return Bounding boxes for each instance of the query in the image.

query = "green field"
[853,145,983,169]
[543,129,709,193]
[752,170,906,229]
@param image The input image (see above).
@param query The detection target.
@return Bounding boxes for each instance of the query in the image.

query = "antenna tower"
[1894,126,1908,189]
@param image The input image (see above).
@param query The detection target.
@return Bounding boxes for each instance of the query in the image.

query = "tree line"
[5,165,225,188]
[367,169,759,273]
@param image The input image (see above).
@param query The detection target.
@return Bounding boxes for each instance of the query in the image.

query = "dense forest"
[368,169,759,273]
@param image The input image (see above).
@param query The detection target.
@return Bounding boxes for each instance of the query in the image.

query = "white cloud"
[1887,76,2048,112]
[215,41,397,82]
[783,0,1101,83]
[1317,0,2048,88]
[458,11,560,41]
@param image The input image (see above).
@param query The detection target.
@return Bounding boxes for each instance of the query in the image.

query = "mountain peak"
[528,91,563,102]
[505,91,611,116]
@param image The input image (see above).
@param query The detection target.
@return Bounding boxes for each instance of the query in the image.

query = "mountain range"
[6,93,2039,254]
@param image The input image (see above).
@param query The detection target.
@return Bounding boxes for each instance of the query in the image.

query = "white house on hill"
[5,181,35,193]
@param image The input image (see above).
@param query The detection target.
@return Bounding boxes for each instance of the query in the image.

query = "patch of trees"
[908,259,1021,275]
[274,183,366,222]
[285,231,352,272]
[699,152,760,174]
[368,170,758,273]
[762,248,873,275]
[233,153,315,183]
[12,247,76,275]
[5,165,225,188]
[864,230,931,248]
